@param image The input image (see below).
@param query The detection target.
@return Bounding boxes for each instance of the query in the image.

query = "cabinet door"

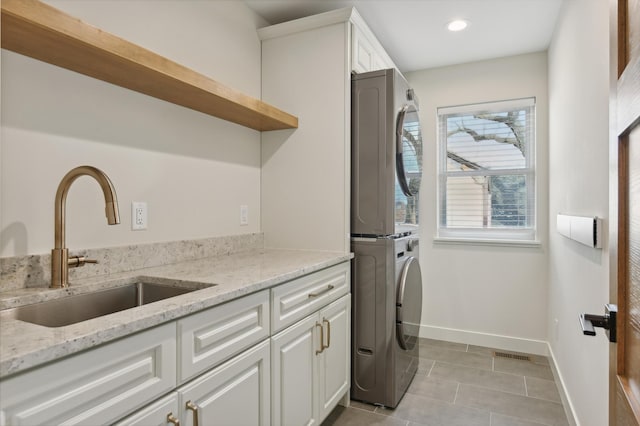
[114,393,180,426]
[317,295,351,420]
[372,54,387,72]
[178,339,270,426]
[352,25,375,73]
[271,314,320,426]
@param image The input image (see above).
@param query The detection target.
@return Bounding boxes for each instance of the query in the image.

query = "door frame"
[609,0,620,423]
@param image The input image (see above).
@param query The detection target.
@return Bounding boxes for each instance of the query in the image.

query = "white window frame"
[436,98,537,245]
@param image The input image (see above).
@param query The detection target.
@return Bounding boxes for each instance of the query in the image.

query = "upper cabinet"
[259,7,398,253]
[0,0,298,131]
[350,12,396,73]
[258,7,397,75]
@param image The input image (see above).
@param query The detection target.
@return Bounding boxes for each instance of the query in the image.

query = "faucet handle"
[67,256,98,268]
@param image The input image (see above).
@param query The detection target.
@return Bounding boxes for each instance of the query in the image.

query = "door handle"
[579,304,617,342]
[315,322,324,354]
[166,413,180,426]
[323,318,331,350]
[186,401,199,426]
[308,285,334,298]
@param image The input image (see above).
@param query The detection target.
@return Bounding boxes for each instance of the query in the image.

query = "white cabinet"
[178,339,271,426]
[114,394,180,426]
[271,295,351,426]
[178,289,270,383]
[0,323,176,425]
[260,7,397,252]
[271,262,349,333]
[317,296,351,420]
[117,340,271,426]
[352,25,376,73]
[0,263,349,426]
[271,313,318,425]
[351,21,395,73]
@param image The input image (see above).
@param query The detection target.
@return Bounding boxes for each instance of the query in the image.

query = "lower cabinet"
[113,394,180,426]
[0,323,176,426]
[271,294,351,426]
[317,295,351,420]
[0,262,350,426]
[178,339,271,426]
[116,339,271,426]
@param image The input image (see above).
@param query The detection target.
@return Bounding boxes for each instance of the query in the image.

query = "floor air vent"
[493,351,531,361]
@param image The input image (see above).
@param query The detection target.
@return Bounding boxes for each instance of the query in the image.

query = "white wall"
[1,1,267,257]
[261,22,350,253]
[406,52,549,353]
[547,1,610,424]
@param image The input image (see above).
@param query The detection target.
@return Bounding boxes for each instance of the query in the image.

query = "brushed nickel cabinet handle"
[323,318,331,349]
[308,284,334,298]
[167,413,180,426]
[186,401,199,426]
[315,322,324,354]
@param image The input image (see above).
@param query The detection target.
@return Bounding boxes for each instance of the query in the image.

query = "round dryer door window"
[396,256,423,350]
[395,104,423,197]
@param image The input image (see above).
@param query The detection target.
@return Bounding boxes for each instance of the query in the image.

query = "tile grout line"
[427,360,435,376]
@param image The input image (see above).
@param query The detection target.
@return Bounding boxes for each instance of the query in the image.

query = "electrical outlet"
[131,202,147,230]
[240,205,249,226]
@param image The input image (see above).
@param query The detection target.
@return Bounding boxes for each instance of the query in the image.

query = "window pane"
[490,175,530,227]
[443,174,532,229]
[445,109,530,171]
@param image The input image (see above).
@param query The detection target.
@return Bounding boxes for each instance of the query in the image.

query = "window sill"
[433,237,542,248]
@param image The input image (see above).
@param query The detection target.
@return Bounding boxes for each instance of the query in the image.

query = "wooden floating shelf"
[0,0,298,131]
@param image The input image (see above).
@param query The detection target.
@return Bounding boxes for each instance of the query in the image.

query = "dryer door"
[395,104,422,197]
[396,256,423,350]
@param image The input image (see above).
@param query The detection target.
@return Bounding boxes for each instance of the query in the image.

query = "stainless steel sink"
[1,281,207,328]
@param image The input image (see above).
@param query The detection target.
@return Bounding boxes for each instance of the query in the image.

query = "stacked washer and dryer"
[350,69,424,408]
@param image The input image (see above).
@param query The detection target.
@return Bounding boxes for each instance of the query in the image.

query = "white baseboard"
[547,343,579,426]
[418,324,549,356]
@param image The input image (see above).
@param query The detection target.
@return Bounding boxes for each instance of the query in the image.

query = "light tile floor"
[322,338,571,426]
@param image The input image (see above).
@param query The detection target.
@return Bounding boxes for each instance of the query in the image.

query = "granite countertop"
[0,248,352,377]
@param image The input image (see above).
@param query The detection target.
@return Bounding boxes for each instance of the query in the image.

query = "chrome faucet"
[51,166,120,288]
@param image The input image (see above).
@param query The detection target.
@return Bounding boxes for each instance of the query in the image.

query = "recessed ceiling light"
[447,19,469,32]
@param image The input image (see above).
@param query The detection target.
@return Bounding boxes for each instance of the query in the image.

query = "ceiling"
[244,0,565,72]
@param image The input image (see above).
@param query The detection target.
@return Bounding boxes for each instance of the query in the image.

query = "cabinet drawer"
[114,393,179,426]
[178,290,269,383]
[271,262,349,333]
[0,323,176,426]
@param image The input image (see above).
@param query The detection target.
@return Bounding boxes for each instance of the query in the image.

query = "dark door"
[610,0,640,424]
